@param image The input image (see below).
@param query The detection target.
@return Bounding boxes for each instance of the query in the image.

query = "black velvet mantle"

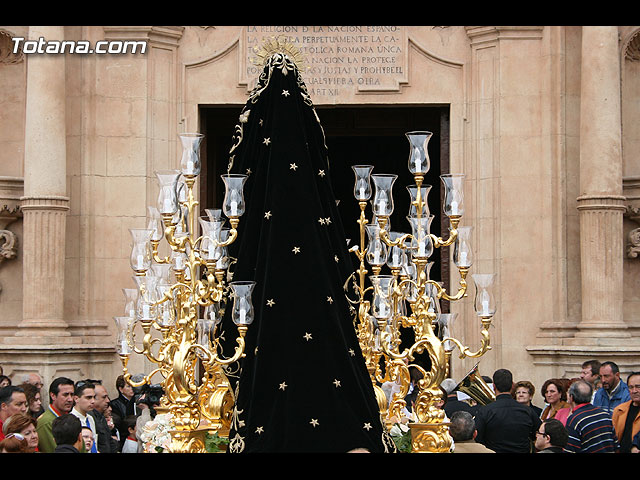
[218,53,394,453]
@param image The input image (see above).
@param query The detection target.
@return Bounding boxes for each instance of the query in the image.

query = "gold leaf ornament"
[250,35,307,73]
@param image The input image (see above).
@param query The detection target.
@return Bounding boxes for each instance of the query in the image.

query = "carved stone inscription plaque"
[244,26,408,98]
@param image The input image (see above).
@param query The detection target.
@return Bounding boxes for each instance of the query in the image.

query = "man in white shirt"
[70,381,98,452]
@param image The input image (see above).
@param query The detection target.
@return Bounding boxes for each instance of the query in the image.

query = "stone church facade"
[0,26,639,403]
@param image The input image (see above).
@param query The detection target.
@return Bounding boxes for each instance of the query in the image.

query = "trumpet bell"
[454,363,496,406]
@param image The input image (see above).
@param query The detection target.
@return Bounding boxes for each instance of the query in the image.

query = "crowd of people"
[0,368,159,454]
[1,358,639,453]
[442,359,639,453]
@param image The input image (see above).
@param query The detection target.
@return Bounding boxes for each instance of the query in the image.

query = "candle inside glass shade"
[155,170,182,216]
[352,165,374,201]
[179,133,204,177]
[369,275,394,320]
[406,131,433,175]
[386,232,407,269]
[129,229,153,273]
[472,273,496,317]
[221,174,247,218]
[365,224,388,267]
[230,281,256,326]
[441,174,465,217]
[372,174,397,218]
[453,226,473,269]
[407,184,431,219]
[408,215,434,259]
[114,316,132,355]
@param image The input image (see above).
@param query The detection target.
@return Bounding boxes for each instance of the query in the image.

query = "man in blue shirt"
[593,361,630,417]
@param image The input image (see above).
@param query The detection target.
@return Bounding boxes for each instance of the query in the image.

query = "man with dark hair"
[71,381,97,452]
[535,418,568,453]
[0,385,28,441]
[111,374,137,451]
[37,377,75,453]
[450,411,494,453]
[52,413,84,453]
[612,372,640,453]
[473,368,541,453]
[593,361,631,417]
[564,380,617,452]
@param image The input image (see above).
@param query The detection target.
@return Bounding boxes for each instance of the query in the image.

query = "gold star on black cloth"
[218,53,393,453]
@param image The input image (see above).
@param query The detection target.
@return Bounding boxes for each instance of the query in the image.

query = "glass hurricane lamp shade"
[407,184,431,219]
[155,283,175,327]
[453,226,473,269]
[149,264,173,284]
[221,174,248,219]
[205,208,226,227]
[371,174,397,218]
[155,170,182,216]
[386,232,407,269]
[472,273,497,317]
[114,316,133,355]
[147,206,164,242]
[406,131,432,175]
[179,133,204,178]
[425,283,441,317]
[352,165,374,201]
[441,174,465,217]
[214,229,231,270]
[369,275,395,320]
[438,313,458,351]
[229,281,256,326]
[122,288,139,319]
[198,217,224,262]
[365,224,388,267]
[408,215,434,259]
[129,229,153,274]
[134,275,159,321]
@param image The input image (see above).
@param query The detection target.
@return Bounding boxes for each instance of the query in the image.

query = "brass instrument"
[454,363,496,406]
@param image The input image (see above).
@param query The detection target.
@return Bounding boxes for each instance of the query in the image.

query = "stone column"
[13,26,75,343]
[575,26,629,343]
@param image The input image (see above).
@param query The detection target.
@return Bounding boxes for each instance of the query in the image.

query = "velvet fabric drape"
[218,53,393,453]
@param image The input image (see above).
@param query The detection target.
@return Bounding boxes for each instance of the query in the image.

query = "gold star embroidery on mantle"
[334,255,339,263]
[310,419,319,427]
[333,379,341,387]
[290,163,298,171]
[364,423,372,431]
[279,382,287,391]
[318,169,325,177]
[256,426,264,434]
[292,246,301,254]
[303,332,312,341]
[326,296,333,304]
[282,89,290,97]
[324,217,331,225]
[264,211,272,219]
[266,299,275,307]
[263,137,271,146]
[348,348,355,356]
[318,217,326,225]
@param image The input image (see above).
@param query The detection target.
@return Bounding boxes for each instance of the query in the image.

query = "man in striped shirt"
[564,380,618,453]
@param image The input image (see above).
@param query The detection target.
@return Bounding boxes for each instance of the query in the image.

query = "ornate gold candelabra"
[348,131,497,453]
[114,133,255,453]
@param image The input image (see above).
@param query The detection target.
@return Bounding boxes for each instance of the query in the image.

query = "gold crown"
[250,35,307,72]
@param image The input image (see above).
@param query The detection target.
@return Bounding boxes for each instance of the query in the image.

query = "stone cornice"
[102,26,185,47]
[465,26,544,46]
